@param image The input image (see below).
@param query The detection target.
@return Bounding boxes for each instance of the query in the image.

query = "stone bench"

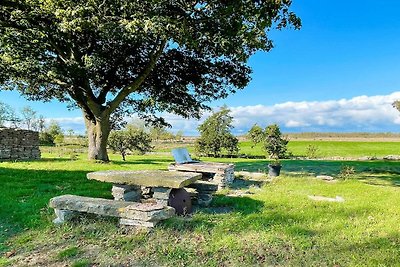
[168,162,235,190]
[49,195,175,228]
[169,148,235,189]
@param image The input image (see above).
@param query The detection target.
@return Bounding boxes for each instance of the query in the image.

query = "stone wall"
[0,127,41,160]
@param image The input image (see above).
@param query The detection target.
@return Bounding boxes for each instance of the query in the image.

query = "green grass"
[57,246,81,259]
[239,140,400,158]
[1,151,400,266]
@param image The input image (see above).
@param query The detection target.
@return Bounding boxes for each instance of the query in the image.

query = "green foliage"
[339,165,356,180]
[20,106,37,130]
[108,125,153,161]
[0,101,19,127]
[247,124,264,148]
[195,107,239,157]
[149,126,175,141]
[39,121,64,145]
[263,124,289,159]
[54,134,65,146]
[0,0,300,160]
[57,246,81,260]
[305,144,319,159]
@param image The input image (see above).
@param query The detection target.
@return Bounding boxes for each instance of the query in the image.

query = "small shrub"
[71,259,92,267]
[339,165,356,180]
[306,144,319,159]
[57,246,80,259]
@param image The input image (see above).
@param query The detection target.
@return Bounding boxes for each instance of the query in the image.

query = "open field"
[239,140,400,158]
[1,150,400,266]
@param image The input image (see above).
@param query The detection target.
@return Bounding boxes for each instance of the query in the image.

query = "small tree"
[195,107,238,157]
[0,101,19,127]
[247,124,264,148]
[149,126,175,141]
[20,106,37,130]
[39,121,64,145]
[263,124,289,159]
[54,134,65,147]
[108,125,153,161]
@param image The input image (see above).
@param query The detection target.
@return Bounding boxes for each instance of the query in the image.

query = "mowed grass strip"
[239,140,400,158]
[0,153,400,266]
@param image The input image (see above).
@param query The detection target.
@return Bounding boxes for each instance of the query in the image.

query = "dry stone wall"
[0,127,41,160]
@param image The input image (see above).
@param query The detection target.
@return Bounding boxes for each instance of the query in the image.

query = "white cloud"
[46,117,86,134]
[46,92,400,135]
[227,91,400,133]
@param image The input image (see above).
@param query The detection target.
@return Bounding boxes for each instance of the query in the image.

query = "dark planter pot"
[268,164,282,177]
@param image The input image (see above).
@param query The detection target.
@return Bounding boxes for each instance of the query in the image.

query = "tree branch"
[107,38,167,113]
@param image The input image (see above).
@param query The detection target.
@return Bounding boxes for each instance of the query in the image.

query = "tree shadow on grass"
[235,160,400,186]
[228,177,265,190]
[162,194,376,242]
[357,172,400,187]
[0,167,113,253]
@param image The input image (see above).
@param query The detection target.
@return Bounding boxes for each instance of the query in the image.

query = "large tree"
[0,0,301,161]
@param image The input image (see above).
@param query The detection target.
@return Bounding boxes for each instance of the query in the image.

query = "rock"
[119,219,158,228]
[308,195,345,202]
[4,250,16,258]
[316,175,334,181]
[196,194,213,207]
[358,156,377,161]
[383,155,400,160]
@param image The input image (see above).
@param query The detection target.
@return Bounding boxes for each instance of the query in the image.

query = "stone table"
[87,170,202,205]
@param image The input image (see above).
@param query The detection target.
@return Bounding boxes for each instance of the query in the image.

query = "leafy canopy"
[1,0,301,124]
[263,123,288,159]
[248,123,264,148]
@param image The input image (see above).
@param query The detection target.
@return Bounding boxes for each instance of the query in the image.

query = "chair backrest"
[171,148,193,164]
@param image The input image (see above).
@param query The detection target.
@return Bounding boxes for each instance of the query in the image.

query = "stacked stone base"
[0,127,40,160]
[49,195,175,228]
[186,181,218,207]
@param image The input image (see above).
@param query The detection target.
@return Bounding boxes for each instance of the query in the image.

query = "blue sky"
[1,0,400,134]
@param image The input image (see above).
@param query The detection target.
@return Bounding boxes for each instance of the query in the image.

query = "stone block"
[49,195,175,228]
[53,209,77,224]
[120,204,175,222]
[119,219,158,228]
[112,184,141,201]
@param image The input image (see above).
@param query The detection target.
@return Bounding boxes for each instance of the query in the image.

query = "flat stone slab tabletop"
[87,170,202,188]
[168,162,234,173]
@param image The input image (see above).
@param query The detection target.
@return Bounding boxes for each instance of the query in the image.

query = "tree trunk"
[84,113,111,162]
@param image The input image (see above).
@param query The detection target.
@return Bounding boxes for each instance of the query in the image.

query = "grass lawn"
[239,140,400,158]
[1,152,400,266]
